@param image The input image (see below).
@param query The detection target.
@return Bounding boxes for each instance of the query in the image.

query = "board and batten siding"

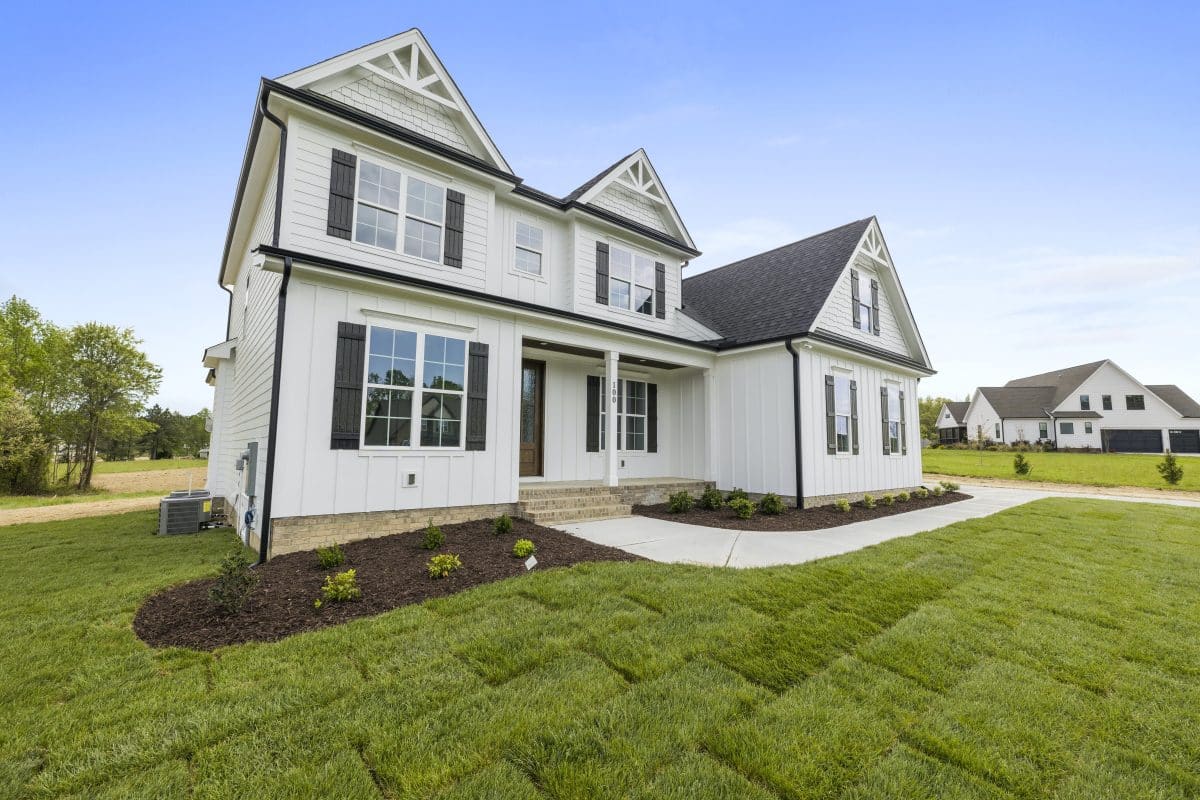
[208,171,279,540]
[283,117,491,292]
[712,347,797,498]
[271,279,522,518]
[813,255,914,359]
[533,355,706,483]
[487,202,571,309]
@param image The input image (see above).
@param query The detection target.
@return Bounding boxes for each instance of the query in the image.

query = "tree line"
[0,296,207,493]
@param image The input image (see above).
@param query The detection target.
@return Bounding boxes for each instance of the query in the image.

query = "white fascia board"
[574,149,696,251]
[203,338,238,368]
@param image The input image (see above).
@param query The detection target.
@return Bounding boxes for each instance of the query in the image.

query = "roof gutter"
[254,95,289,566]
[784,339,805,509]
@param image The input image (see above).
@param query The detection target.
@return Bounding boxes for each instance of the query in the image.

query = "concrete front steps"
[518,478,712,526]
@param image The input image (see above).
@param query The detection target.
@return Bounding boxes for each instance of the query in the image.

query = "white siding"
[813,254,914,359]
[963,394,1000,443]
[571,222,683,336]
[488,204,571,308]
[590,182,671,234]
[1064,362,1185,450]
[712,347,796,497]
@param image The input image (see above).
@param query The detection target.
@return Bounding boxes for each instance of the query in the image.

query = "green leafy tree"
[919,396,953,442]
[0,379,49,493]
[60,324,161,490]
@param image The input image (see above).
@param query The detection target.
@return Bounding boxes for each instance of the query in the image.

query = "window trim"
[604,241,656,318]
[1079,394,1090,411]
[1039,421,1048,439]
[1125,394,1145,411]
[360,322,468,451]
[1084,421,1093,434]
[599,376,649,453]
[885,383,902,454]
[513,220,545,277]
[350,156,448,265]
[833,372,852,455]
[856,300,872,333]
[1101,394,1112,411]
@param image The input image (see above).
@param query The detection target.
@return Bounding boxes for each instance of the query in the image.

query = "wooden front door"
[519,360,545,477]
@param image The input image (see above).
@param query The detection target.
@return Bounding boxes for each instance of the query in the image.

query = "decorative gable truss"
[812,218,931,366]
[276,30,511,172]
[573,150,696,251]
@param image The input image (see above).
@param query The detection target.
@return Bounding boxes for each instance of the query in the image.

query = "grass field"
[0,490,160,511]
[91,458,208,475]
[923,448,1198,492]
[4,501,1200,798]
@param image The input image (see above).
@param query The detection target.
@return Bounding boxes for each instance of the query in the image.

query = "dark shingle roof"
[563,150,640,203]
[1148,384,1200,418]
[1004,360,1107,408]
[681,218,873,348]
[977,386,1058,418]
[1051,410,1103,419]
[943,401,970,424]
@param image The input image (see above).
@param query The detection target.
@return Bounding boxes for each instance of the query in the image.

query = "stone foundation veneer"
[268,502,519,558]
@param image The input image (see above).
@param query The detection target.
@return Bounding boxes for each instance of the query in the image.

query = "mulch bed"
[634,491,971,531]
[134,518,642,651]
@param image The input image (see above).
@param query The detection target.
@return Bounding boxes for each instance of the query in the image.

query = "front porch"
[517,477,711,526]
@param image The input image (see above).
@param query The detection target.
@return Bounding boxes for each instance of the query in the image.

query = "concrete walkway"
[556,483,1200,568]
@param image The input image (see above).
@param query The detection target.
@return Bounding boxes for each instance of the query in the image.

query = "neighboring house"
[935,401,970,444]
[203,30,934,558]
[962,360,1200,453]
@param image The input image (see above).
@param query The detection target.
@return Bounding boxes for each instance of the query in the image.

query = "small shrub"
[834,498,851,513]
[1157,451,1184,486]
[931,486,945,497]
[882,493,895,506]
[209,550,259,616]
[758,493,786,515]
[728,497,756,519]
[493,514,513,535]
[1013,453,1032,476]
[725,487,750,504]
[939,480,960,492]
[914,487,929,499]
[700,487,724,510]
[421,521,444,550]
[512,538,536,558]
[862,494,876,509]
[427,553,462,579]
[896,491,911,503]
[315,542,345,569]
[668,491,694,513]
[316,569,361,607]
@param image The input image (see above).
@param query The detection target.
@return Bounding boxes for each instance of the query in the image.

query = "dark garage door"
[1169,429,1200,454]
[1103,429,1164,453]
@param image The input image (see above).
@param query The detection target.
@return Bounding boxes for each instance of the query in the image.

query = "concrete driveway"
[555,483,1200,568]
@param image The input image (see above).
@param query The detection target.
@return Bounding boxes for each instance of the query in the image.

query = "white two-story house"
[962,360,1200,452]
[203,30,935,557]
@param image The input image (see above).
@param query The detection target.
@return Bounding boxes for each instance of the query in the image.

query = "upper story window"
[609,245,655,316]
[1126,394,1145,410]
[364,325,466,449]
[857,300,872,332]
[1080,394,1090,411]
[353,160,445,263]
[834,375,852,453]
[515,222,543,275]
[1102,394,1112,410]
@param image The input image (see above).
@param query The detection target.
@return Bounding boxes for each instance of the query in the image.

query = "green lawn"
[4,502,1200,799]
[923,448,1198,492]
[91,458,208,475]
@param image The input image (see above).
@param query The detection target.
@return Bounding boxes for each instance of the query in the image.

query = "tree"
[919,395,953,442]
[60,324,161,490]
[1157,451,1184,486]
[0,378,48,493]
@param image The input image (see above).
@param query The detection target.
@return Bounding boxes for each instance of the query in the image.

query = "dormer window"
[515,222,543,275]
[857,301,872,332]
[609,245,655,316]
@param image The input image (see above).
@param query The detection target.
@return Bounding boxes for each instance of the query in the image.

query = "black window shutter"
[595,242,610,305]
[825,375,836,454]
[586,376,601,452]
[647,383,658,452]
[850,379,859,455]
[327,150,357,240]
[330,322,366,449]
[465,341,488,451]
[899,389,907,454]
[850,269,861,329]
[444,189,465,268]
[881,386,890,455]
[870,278,880,336]
[654,262,666,319]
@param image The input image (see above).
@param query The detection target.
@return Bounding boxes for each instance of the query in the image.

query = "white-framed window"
[1125,394,1145,411]
[363,325,466,449]
[608,244,655,316]
[857,300,872,332]
[1060,421,1075,435]
[1080,394,1091,411]
[1084,421,1093,434]
[888,387,902,452]
[514,222,543,275]
[353,158,445,263]
[599,378,648,452]
[993,422,1000,440]
[834,374,852,454]
[1039,421,1048,439]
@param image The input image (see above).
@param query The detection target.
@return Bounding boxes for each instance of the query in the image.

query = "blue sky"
[1,1,1197,412]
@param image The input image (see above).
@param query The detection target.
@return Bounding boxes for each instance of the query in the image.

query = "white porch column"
[703,367,718,483]
[605,349,619,487]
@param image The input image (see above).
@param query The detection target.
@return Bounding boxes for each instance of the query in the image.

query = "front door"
[519,359,545,477]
